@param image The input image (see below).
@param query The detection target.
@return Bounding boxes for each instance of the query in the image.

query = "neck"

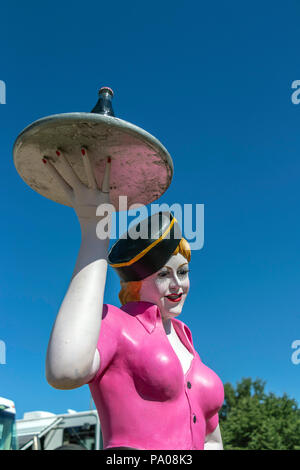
[162,317,172,335]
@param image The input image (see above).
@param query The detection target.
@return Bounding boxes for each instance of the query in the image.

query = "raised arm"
[45,148,112,390]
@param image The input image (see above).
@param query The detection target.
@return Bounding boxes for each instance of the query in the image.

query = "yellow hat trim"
[110,217,178,268]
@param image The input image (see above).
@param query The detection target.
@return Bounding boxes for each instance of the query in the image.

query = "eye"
[157,270,169,279]
[177,268,190,277]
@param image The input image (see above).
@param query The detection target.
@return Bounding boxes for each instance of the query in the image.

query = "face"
[139,253,190,322]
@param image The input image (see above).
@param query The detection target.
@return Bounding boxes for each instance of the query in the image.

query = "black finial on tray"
[91,87,115,116]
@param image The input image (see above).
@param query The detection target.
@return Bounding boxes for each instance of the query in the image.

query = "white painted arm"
[204,424,223,450]
[45,149,112,390]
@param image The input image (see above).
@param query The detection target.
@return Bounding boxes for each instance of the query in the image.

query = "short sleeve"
[205,412,219,436]
[87,304,121,384]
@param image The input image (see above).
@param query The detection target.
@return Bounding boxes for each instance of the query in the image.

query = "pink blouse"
[88,301,224,450]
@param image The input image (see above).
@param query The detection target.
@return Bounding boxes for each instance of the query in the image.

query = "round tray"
[13,113,173,211]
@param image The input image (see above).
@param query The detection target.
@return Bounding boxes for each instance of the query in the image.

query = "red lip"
[165,293,183,303]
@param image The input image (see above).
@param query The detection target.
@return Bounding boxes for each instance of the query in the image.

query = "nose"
[169,273,182,292]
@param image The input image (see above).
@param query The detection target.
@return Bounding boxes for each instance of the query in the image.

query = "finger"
[80,147,97,190]
[42,157,73,204]
[101,157,111,193]
[55,149,83,189]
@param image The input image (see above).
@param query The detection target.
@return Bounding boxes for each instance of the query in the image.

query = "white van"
[16,409,102,450]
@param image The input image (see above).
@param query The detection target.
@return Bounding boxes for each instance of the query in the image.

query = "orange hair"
[118,238,191,306]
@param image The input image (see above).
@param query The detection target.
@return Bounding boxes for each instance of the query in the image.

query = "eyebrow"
[162,263,189,270]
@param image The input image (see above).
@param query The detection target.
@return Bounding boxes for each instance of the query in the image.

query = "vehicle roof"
[16,410,99,436]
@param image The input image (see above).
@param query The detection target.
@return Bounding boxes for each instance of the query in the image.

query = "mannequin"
[45,148,224,450]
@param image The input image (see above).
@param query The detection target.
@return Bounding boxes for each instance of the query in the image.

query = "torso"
[105,320,195,451]
[89,302,224,450]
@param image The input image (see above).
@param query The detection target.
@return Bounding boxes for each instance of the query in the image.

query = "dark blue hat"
[108,211,182,281]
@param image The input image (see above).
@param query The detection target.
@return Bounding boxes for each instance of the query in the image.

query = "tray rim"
[13,112,173,175]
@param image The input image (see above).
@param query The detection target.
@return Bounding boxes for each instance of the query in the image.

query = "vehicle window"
[0,410,18,450]
[62,424,96,450]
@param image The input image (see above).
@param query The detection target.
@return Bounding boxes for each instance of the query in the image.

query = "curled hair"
[118,238,191,306]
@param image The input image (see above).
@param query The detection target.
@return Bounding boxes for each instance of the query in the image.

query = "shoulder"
[99,304,125,339]
[95,304,128,362]
[102,303,124,320]
[101,303,137,335]
[103,302,144,322]
[102,302,142,318]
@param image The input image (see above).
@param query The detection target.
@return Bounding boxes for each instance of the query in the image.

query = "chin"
[161,299,186,318]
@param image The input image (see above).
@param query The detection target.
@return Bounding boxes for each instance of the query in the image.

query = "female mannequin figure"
[45,149,224,450]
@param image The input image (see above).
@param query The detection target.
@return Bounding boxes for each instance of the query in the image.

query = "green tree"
[219,378,300,450]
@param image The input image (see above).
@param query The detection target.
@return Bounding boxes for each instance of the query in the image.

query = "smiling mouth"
[165,293,183,303]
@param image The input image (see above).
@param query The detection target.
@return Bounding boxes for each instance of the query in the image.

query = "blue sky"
[0,0,300,419]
